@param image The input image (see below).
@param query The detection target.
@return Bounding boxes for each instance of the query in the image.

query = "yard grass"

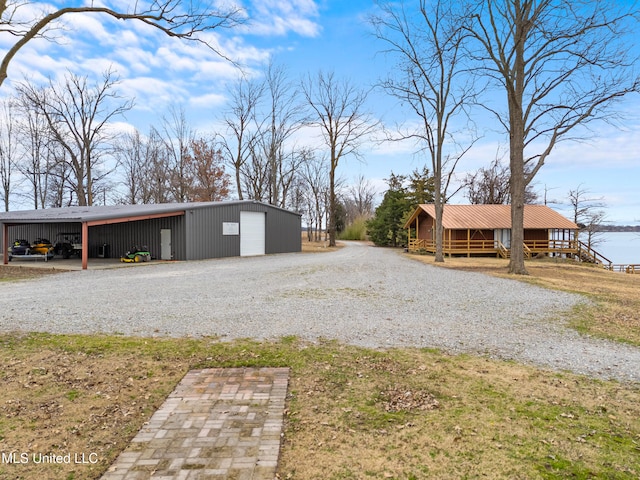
[0,258,639,479]
[301,236,344,253]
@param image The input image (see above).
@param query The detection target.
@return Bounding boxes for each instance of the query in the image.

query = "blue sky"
[2,0,639,224]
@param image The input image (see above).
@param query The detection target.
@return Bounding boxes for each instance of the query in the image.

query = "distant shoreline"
[599,226,640,232]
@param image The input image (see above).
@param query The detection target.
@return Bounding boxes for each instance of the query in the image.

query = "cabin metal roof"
[405,204,578,230]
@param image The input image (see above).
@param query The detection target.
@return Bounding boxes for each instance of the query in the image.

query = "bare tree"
[0,97,19,211]
[255,62,305,208]
[46,147,73,207]
[115,129,147,204]
[242,143,270,203]
[568,184,607,249]
[220,76,264,200]
[116,126,173,205]
[464,0,640,274]
[15,91,54,209]
[226,63,307,208]
[464,157,538,205]
[145,128,173,204]
[0,1,244,88]
[160,105,194,203]
[18,69,132,206]
[302,71,376,247]
[277,149,308,210]
[346,174,376,220]
[300,150,328,242]
[371,0,477,262]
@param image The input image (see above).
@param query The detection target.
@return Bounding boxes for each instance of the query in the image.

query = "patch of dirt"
[380,386,440,412]
[0,265,62,281]
[300,240,343,253]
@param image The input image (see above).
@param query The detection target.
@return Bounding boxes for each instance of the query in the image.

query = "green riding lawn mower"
[120,245,152,263]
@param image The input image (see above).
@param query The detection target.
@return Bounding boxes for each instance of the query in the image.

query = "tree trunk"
[508,170,527,274]
[507,0,528,275]
[328,160,337,247]
[434,175,444,263]
[508,96,528,274]
[235,145,244,200]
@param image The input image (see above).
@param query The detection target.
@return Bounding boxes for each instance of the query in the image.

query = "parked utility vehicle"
[54,232,82,259]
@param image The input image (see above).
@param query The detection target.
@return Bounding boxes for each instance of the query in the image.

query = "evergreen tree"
[407,166,435,206]
[367,173,409,247]
[367,167,436,247]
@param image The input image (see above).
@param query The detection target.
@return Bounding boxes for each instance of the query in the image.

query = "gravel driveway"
[1,241,638,382]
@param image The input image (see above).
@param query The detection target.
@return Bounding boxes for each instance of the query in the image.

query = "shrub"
[339,217,369,240]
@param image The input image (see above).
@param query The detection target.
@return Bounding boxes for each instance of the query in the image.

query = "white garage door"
[240,211,266,256]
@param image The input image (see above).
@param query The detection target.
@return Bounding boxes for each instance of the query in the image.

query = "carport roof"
[0,201,294,224]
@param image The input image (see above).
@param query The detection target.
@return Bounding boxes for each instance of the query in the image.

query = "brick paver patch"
[100,367,290,480]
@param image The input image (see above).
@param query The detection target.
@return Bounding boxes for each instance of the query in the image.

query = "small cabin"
[404,204,579,259]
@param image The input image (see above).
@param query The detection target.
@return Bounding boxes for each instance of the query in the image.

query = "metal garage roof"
[405,204,578,230]
[0,201,296,224]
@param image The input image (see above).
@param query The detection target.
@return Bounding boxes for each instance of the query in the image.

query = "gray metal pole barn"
[1,201,301,269]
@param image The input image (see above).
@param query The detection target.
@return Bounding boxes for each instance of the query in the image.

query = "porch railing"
[575,240,613,268]
[407,237,636,273]
[606,264,640,274]
[408,238,503,255]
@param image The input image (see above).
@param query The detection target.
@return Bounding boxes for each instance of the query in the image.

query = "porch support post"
[467,229,471,257]
[81,221,89,270]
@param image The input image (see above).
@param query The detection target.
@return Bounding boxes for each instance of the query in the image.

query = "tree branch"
[0,1,245,87]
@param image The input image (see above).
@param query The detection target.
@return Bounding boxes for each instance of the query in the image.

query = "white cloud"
[58,12,113,43]
[78,58,128,79]
[118,76,186,110]
[111,47,155,75]
[188,92,228,109]
[545,126,640,169]
[243,0,321,37]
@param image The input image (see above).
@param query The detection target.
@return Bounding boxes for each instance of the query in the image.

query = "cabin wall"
[523,229,548,241]
[449,229,494,241]
[417,213,434,240]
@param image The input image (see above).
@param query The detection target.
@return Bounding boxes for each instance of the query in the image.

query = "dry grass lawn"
[0,254,639,480]
[300,236,343,253]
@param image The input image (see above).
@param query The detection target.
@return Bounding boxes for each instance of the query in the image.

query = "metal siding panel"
[89,216,185,260]
[186,204,240,259]
[265,205,302,254]
[5,222,82,250]
[204,201,301,255]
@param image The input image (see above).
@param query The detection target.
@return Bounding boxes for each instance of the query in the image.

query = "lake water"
[590,231,640,265]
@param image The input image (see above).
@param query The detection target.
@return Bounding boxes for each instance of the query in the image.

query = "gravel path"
[1,241,638,383]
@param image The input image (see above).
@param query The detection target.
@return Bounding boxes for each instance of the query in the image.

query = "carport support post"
[2,222,8,265]
[81,221,89,270]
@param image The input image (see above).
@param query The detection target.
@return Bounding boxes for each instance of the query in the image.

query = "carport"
[1,201,301,270]
[1,205,186,269]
